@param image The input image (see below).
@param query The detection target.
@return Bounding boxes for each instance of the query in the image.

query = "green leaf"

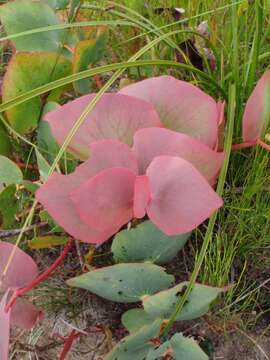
[29,235,67,249]
[112,221,190,265]
[44,0,69,9]
[0,0,63,52]
[0,123,11,156]
[105,319,163,360]
[38,102,60,164]
[38,102,78,172]
[146,333,208,359]
[67,263,175,303]
[169,333,208,359]
[143,282,224,321]
[0,155,23,192]
[35,148,51,182]
[22,180,39,194]
[0,185,20,228]
[39,210,63,233]
[2,53,71,133]
[73,32,107,94]
[146,341,172,359]
[122,309,153,333]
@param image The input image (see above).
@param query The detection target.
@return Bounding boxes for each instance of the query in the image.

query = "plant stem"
[257,139,270,152]
[4,238,74,313]
[231,142,256,150]
[59,330,81,360]
[0,222,47,239]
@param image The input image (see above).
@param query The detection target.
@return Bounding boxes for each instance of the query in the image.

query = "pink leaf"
[45,93,162,160]
[71,167,136,233]
[11,298,44,330]
[133,175,151,218]
[36,140,137,244]
[144,156,223,235]
[0,241,38,289]
[216,101,225,151]
[119,76,219,148]
[243,70,270,142]
[0,291,10,360]
[133,128,224,184]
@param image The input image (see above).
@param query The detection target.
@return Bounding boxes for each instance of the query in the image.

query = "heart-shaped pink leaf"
[243,70,270,142]
[36,140,137,243]
[45,93,162,160]
[133,128,224,184]
[0,241,38,289]
[0,291,10,360]
[143,156,223,235]
[11,298,44,330]
[119,76,219,148]
[71,167,136,233]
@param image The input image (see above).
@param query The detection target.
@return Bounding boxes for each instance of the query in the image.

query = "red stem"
[231,141,256,150]
[93,75,103,89]
[232,139,270,152]
[5,238,74,313]
[58,325,105,360]
[257,139,270,152]
[59,330,81,360]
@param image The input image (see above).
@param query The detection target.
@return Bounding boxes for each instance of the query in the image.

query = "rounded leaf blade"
[104,319,163,360]
[0,156,22,192]
[143,282,224,321]
[121,308,153,333]
[0,0,63,52]
[67,263,175,303]
[120,75,219,148]
[112,221,190,265]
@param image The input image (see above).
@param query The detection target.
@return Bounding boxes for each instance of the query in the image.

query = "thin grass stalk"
[0,61,226,115]
[0,20,139,43]
[244,0,263,96]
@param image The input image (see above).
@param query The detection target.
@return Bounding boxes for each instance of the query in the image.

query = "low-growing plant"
[0,66,270,358]
[0,1,270,359]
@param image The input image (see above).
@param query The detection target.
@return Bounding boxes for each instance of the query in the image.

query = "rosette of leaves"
[36,76,225,244]
[106,283,224,359]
